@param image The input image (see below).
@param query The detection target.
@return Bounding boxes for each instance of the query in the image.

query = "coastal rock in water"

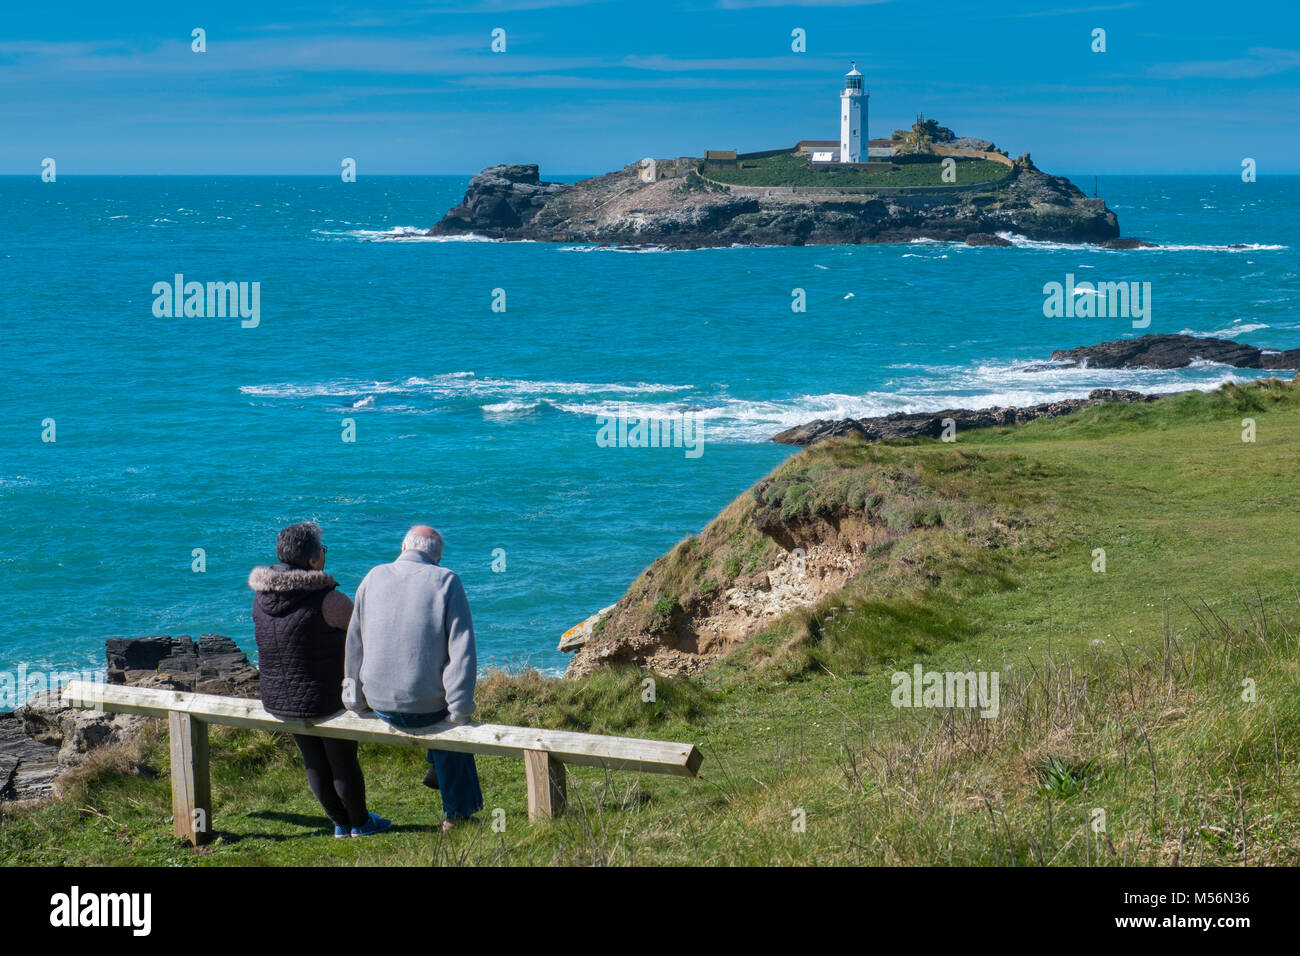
[1100,237,1158,249]
[1050,334,1300,371]
[429,152,1120,248]
[964,232,1013,247]
[432,164,568,233]
[771,388,1155,446]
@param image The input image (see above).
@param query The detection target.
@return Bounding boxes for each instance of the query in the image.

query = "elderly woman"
[248,521,390,838]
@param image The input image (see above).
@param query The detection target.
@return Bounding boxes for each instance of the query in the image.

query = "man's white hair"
[403,527,443,563]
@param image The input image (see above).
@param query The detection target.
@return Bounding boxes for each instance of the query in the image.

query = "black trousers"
[293,735,368,829]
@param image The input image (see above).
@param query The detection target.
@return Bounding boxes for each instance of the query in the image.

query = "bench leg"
[169,711,212,846]
[524,749,566,821]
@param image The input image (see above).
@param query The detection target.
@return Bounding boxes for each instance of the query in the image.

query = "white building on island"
[800,63,871,164]
[839,61,866,163]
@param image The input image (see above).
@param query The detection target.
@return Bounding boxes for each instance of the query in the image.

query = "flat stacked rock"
[106,634,260,696]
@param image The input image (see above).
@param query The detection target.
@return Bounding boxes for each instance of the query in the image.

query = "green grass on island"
[705,150,1010,188]
[4,379,1299,865]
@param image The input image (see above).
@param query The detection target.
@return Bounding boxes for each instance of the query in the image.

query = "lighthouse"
[840,61,866,163]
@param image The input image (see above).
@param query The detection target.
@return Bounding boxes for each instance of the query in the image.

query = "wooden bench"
[60,680,702,845]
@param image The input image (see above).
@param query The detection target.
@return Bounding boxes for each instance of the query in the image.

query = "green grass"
[706,150,1009,188]
[4,378,1300,865]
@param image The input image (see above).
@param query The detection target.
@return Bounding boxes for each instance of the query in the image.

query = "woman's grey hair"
[403,527,443,563]
[277,521,323,570]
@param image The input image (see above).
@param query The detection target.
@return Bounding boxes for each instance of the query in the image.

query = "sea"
[0,173,1295,698]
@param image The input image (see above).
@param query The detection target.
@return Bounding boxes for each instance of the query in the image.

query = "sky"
[2,0,1298,175]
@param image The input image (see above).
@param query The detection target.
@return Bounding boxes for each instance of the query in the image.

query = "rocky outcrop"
[771,388,1157,446]
[1,635,259,801]
[434,164,566,233]
[1050,334,1300,371]
[0,714,59,801]
[776,336,1300,448]
[1100,237,1158,249]
[106,634,260,696]
[16,695,152,772]
[427,152,1120,248]
[558,605,616,653]
[965,232,1013,247]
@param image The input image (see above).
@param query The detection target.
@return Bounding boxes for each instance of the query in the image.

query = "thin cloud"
[1149,47,1300,79]
[621,54,841,72]
[0,35,604,78]
[455,73,799,89]
[423,0,608,10]
[1003,3,1137,17]
[717,0,891,7]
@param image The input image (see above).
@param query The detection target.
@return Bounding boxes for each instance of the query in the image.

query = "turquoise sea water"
[0,174,1296,690]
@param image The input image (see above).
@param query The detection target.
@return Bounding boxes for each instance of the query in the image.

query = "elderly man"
[343,525,483,829]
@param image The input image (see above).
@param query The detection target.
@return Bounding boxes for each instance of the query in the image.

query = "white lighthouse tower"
[840,61,866,163]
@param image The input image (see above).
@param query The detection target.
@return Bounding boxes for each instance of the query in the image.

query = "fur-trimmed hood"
[248,564,338,594]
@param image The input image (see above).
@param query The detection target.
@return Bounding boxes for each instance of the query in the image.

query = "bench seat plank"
[62,681,702,777]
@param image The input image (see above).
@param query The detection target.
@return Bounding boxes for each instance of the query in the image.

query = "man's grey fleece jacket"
[343,549,476,723]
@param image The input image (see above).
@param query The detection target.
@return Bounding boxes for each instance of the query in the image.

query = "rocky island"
[428,152,1119,249]
[429,78,1122,248]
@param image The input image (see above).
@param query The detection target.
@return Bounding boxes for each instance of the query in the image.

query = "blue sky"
[2,0,1298,175]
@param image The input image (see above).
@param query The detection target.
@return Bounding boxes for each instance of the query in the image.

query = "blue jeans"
[372,709,483,821]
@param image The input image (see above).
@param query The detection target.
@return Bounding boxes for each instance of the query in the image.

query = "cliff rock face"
[429,154,1119,248]
[563,513,878,678]
[0,716,59,801]
[1050,334,1300,371]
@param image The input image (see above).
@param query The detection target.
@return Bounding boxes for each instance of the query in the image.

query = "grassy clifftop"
[705,150,1009,188]
[4,379,1299,865]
